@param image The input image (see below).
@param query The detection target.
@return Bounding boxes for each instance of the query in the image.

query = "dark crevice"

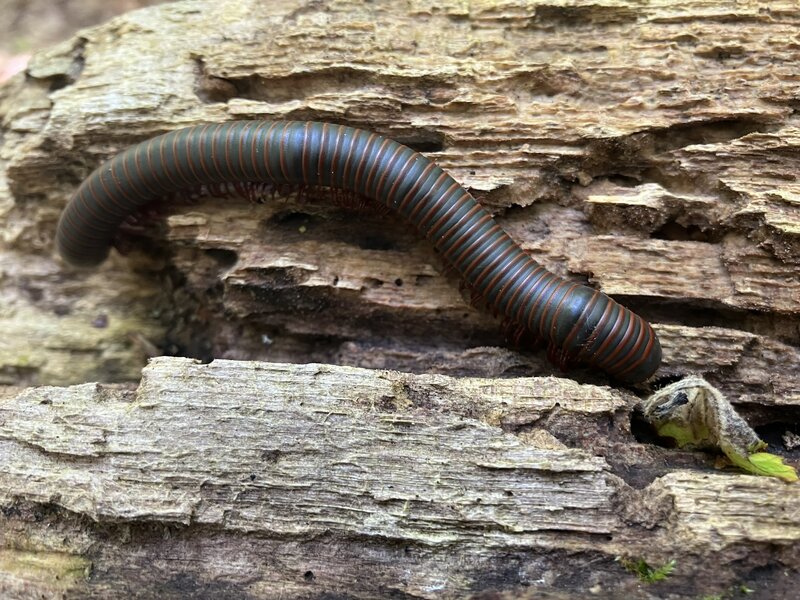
[262,209,410,250]
[649,11,778,25]
[353,233,398,252]
[646,117,779,154]
[647,373,687,389]
[754,420,800,460]
[43,73,72,92]
[573,116,779,199]
[25,36,86,91]
[627,403,697,454]
[203,248,239,270]
[194,64,455,110]
[209,68,455,105]
[267,210,320,230]
[610,294,728,323]
[192,57,238,103]
[652,219,722,243]
[603,173,641,188]
[694,45,747,62]
[394,130,446,153]
[532,4,639,27]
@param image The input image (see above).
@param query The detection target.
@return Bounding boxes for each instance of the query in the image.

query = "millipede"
[56,120,662,383]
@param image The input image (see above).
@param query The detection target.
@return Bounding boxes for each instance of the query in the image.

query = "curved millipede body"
[56,120,661,383]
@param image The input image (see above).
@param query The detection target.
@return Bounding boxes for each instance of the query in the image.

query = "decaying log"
[2,358,799,599]
[0,0,798,598]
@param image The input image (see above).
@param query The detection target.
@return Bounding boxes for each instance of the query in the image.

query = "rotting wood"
[0,0,799,598]
[2,358,798,598]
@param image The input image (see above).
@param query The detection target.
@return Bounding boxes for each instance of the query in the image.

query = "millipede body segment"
[56,120,662,383]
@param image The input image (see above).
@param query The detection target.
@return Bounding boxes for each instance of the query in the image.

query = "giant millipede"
[56,120,662,383]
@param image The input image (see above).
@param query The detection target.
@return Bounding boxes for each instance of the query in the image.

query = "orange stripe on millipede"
[440,212,493,266]
[223,124,238,179]
[372,143,405,200]
[143,137,171,193]
[301,122,312,183]
[109,158,141,207]
[353,134,386,194]
[472,242,519,290]
[135,141,167,196]
[84,175,123,224]
[345,132,375,193]
[485,258,528,311]
[278,122,290,181]
[235,123,248,179]
[573,297,615,363]
[540,280,576,337]
[124,148,155,199]
[157,135,182,190]
[62,196,103,241]
[317,123,329,183]
[560,289,601,353]
[614,322,657,378]
[587,304,626,366]
[329,125,345,187]
[361,138,392,195]
[58,219,91,256]
[57,209,92,250]
[397,161,437,214]
[340,131,363,189]
[427,191,471,239]
[249,122,266,180]
[185,127,204,183]
[483,251,528,304]
[73,186,112,235]
[605,315,647,373]
[62,200,104,245]
[432,201,480,249]
[408,171,449,222]
[353,134,387,195]
[194,123,214,182]
[172,129,197,187]
[417,180,460,231]
[545,283,581,343]
[263,122,281,182]
[452,223,503,272]
[171,130,192,186]
[440,212,492,265]
[466,232,515,279]
[95,166,133,217]
[508,267,549,325]
[517,270,554,327]
[384,149,418,204]
[528,278,567,335]
[209,123,226,181]
[593,305,632,368]
[460,230,507,278]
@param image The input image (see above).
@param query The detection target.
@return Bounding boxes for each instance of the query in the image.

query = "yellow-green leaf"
[745,453,798,483]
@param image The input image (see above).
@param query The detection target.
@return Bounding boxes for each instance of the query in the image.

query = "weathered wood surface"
[0,0,799,598]
[2,358,798,599]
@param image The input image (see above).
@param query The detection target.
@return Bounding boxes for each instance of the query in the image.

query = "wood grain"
[0,0,798,597]
[2,358,798,598]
